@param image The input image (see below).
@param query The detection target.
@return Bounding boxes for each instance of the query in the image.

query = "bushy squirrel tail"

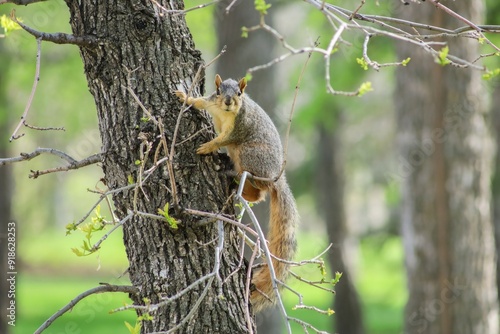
[250,176,299,312]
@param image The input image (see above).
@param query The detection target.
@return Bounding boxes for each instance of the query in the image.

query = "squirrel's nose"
[224,97,232,106]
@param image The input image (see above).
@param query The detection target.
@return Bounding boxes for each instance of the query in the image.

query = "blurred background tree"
[1,0,499,333]
[395,1,499,333]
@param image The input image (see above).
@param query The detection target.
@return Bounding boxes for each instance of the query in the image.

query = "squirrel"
[175,74,299,312]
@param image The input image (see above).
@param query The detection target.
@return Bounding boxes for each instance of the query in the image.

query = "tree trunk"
[491,80,500,306]
[0,49,12,334]
[215,1,283,332]
[65,1,252,333]
[487,0,500,313]
[315,116,365,334]
[395,2,498,333]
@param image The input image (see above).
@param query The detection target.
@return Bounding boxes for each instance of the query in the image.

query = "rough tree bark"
[65,1,252,332]
[214,1,282,332]
[395,1,498,333]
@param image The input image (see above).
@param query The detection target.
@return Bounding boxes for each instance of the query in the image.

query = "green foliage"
[0,14,21,36]
[357,57,369,71]
[435,46,451,66]
[331,271,342,286]
[401,57,411,66]
[254,0,271,15]
[125,320,141,334]
[318,259,327,277]
[65,222,77,236]
[158,202,179,229]
[71,205,106,256]
[241,26,248,38]
[483,67,500,80]
[357,81,373,96]
[244,72,253,82]
[124,312,153,334]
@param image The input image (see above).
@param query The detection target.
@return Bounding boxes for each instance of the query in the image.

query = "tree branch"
[29,153,102,179]
[10,37,41,141]
[236,171,292,334]
[0,0,45,4]
[34,284,138,334]
[0,148,76,166]
[0,148,101,177]
[10,10,97,47]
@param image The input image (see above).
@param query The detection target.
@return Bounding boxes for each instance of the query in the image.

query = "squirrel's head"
[214,74,246,112]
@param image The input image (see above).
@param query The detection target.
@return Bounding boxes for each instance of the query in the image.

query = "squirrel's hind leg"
[242,179,267,203]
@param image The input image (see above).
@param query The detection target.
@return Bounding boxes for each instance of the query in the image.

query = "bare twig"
[10,37,41,141]
[237,171,292,334]
[24,122,65,132]
[76,184,135,228]
[28,153,101,179]
[185,208,258,238]
[11,10,97,47]
[152,0,220,16]
[289,271,336,294]
[288,316,330,334]
[245,239,259,334]
[0,0,46,4]
[225,0,239,14]
[279,38,316,180]
[1,147,76,166]
[90,212,133,252]
[34,284,138,334]
[348,0,366,21]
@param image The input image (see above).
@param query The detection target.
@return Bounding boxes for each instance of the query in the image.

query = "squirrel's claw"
[197,142,217,155]
[174,91,187,103]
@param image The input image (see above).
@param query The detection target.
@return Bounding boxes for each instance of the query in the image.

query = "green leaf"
[357,82,373,97]
[244,72,253,82]
[124,321,141,334]
[356,57,368,71]
[241,26,248,38]
[435,46,451,66]
[331,271,342,285]
[254,0,271,15]
[158,203,179,230]
[0,15,22,36]
[327,308,335,316]
[65,222,77,236]
[135,160,142,166]
[318,260,327,277]
[71,248,84,257]
[483,68,500,80]
[70,205,107,257]
[401,57,411,66]
[138,313,154,322]
[127,174,135,184]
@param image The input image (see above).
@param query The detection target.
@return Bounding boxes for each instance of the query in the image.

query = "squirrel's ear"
[215,74,222,89]
[238,78,247,93]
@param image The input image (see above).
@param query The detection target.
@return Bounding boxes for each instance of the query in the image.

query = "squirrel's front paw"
[174,91,187,103]
[197,142,217,155]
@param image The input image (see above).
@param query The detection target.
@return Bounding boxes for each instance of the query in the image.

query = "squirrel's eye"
[237,91,242,96]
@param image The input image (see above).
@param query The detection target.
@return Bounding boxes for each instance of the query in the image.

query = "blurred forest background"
[1,0,500,333]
